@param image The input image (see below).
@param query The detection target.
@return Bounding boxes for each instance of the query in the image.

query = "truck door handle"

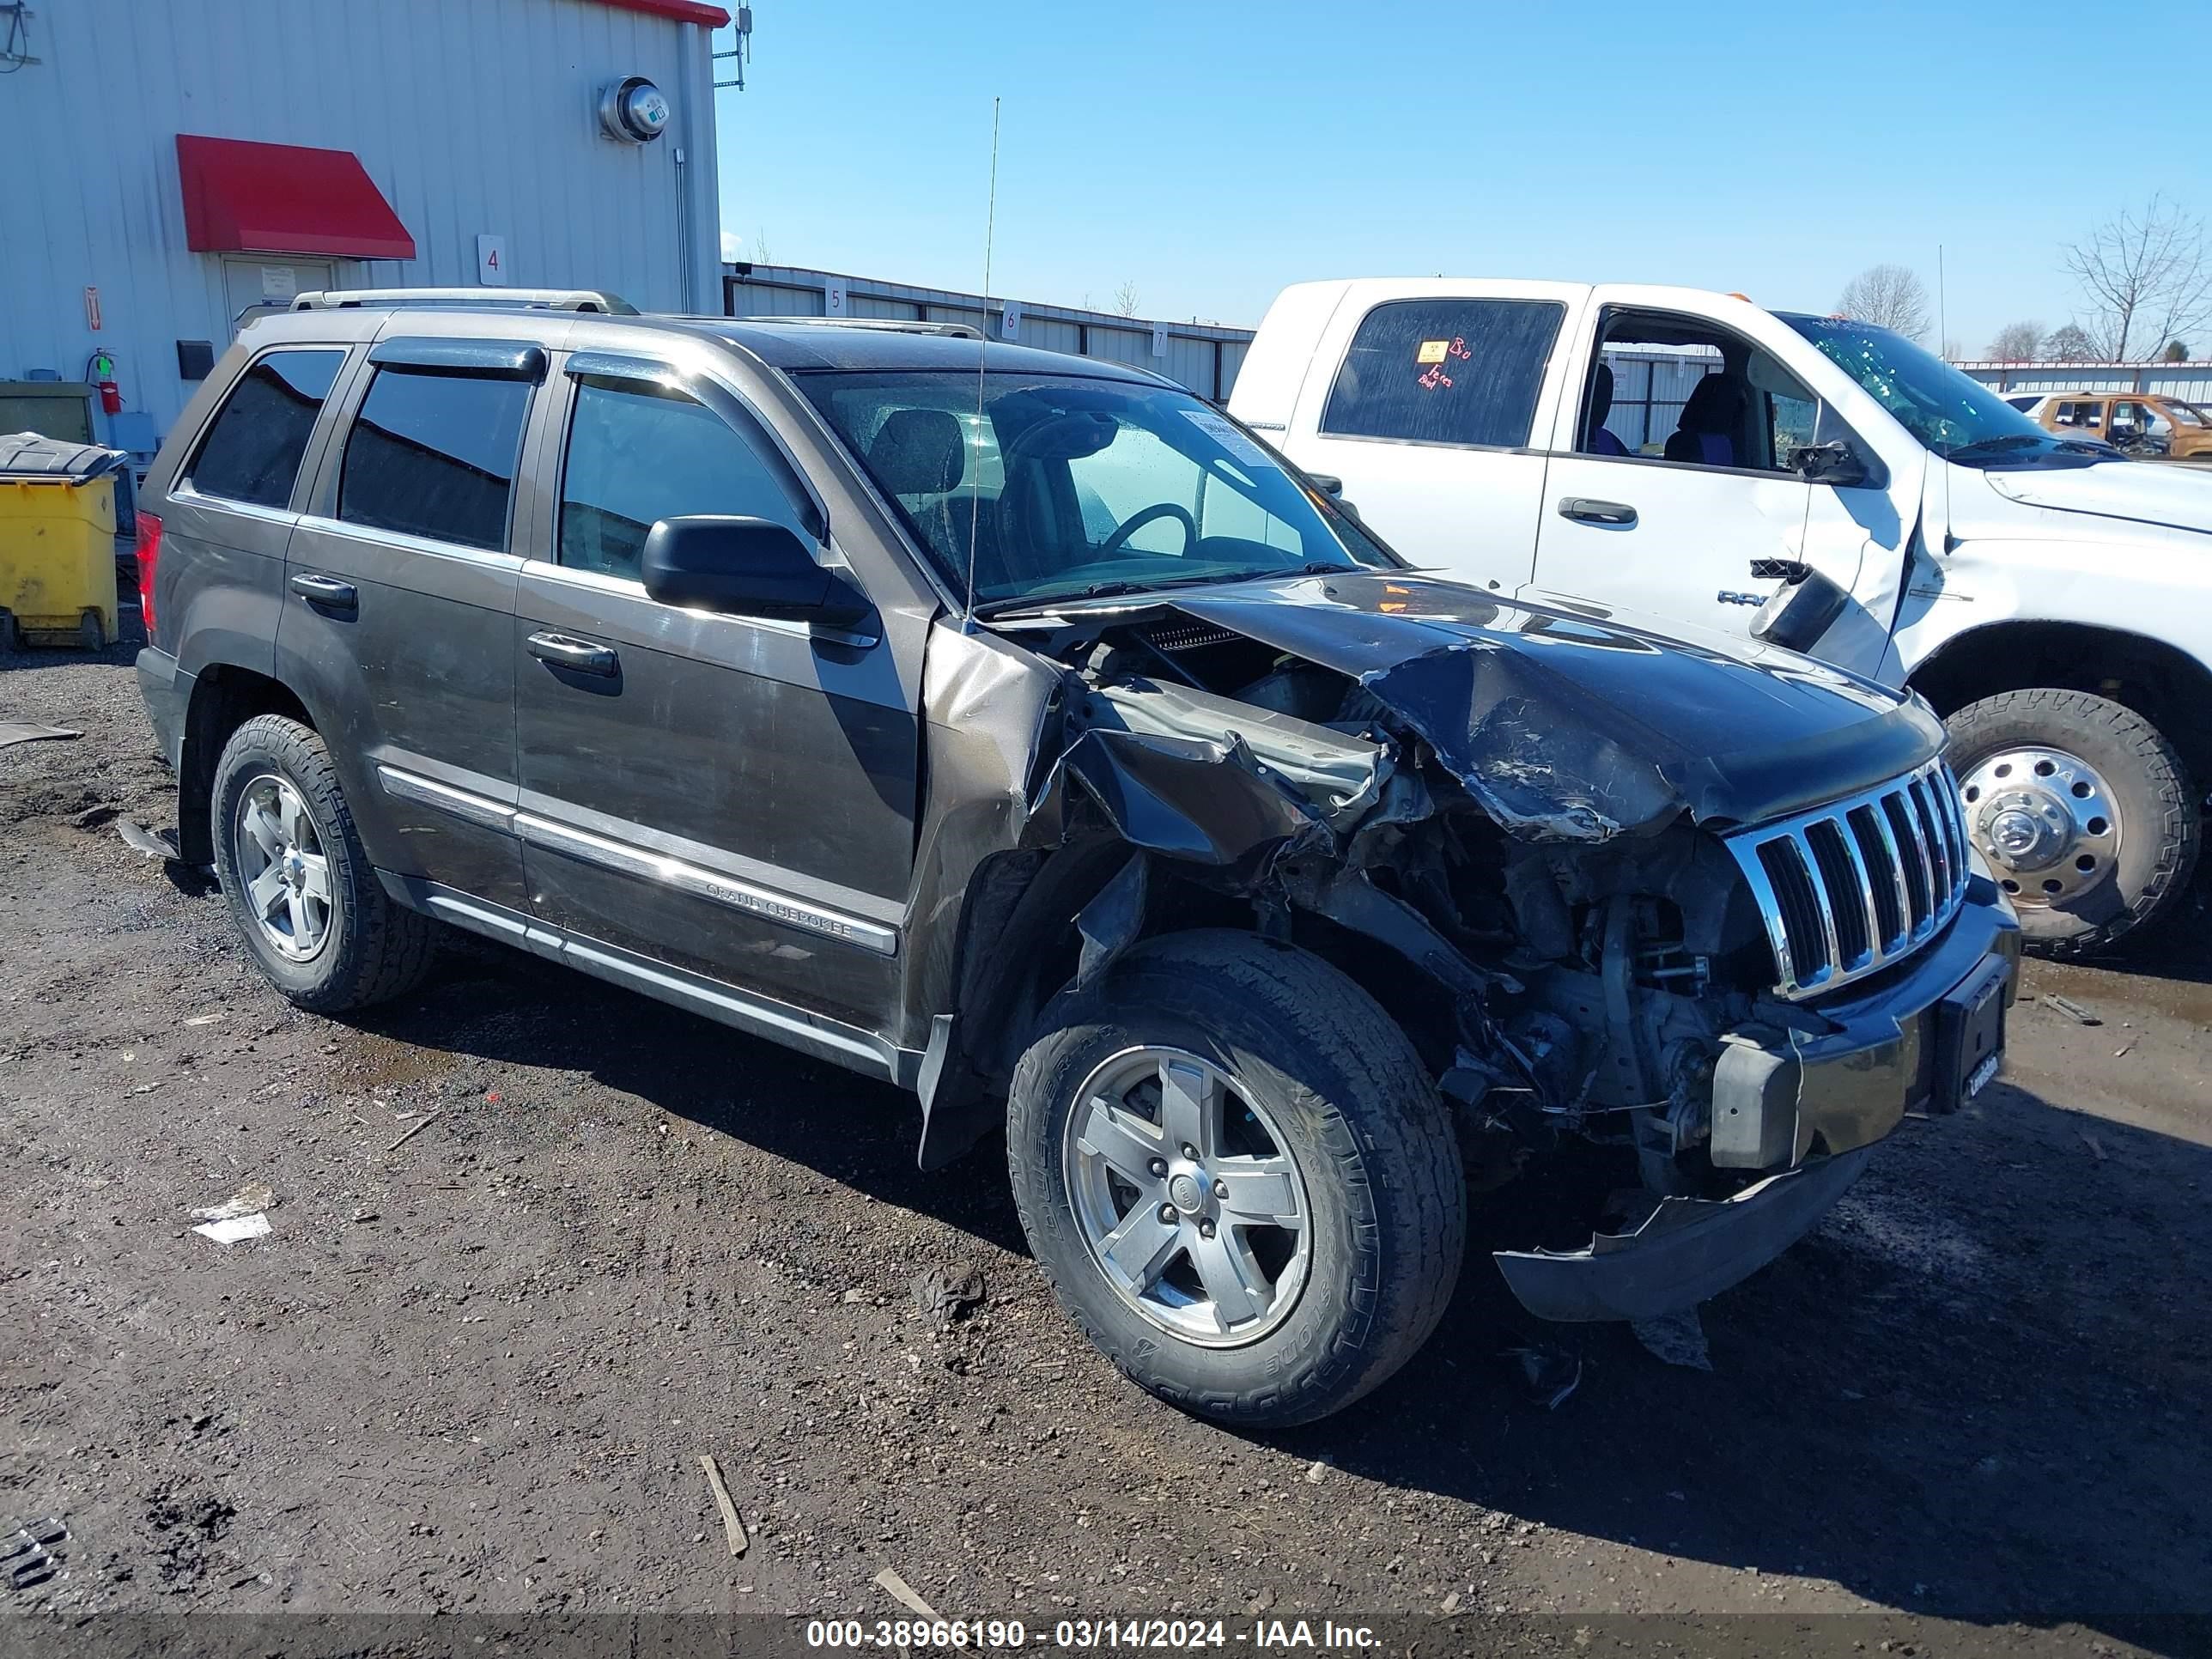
[1559,497,1638,526]
[288,572,357,610]
[526,631,620,677]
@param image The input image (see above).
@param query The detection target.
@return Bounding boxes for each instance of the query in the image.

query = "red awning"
[175,135,416,261]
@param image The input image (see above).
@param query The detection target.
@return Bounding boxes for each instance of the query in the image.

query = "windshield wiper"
[1942,434,2045,462]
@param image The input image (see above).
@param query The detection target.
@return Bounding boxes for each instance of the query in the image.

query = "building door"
[222,259,337,335]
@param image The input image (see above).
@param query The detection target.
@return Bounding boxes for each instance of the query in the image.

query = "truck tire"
[1948,689,2198,956]
[1006,929,1465,1428]
[210,714,435,1011]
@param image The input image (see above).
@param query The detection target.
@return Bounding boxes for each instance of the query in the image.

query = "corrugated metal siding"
[1961,364,2212,398]
[0,0,715,448]
[726,265,1256,402]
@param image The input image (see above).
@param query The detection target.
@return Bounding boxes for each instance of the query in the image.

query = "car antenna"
[1938,242,1954,552]
[962,96,1001,633]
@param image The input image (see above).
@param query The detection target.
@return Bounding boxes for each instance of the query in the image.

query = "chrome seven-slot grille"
[1723,760,1972,1000]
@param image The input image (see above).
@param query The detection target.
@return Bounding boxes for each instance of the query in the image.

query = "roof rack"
[732,315,983,340]
[289,288,639,315]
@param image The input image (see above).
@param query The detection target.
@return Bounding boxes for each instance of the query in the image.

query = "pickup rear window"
[1321,300,1563,449]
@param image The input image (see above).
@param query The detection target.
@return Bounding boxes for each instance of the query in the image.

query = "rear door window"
[185,349,346,509]
[1321,299,1564,448]
[337,368,532,551]
[557,378,803,581]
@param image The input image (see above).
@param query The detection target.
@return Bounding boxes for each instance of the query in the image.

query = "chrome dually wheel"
[1960,744,2118,908]
[233,774,334,960]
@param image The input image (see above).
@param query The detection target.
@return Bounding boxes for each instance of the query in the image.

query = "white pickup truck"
[1231,278,2212,954]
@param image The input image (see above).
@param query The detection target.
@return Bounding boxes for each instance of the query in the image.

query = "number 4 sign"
[477,234,508,286]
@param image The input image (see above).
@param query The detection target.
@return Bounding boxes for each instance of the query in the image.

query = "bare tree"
[1986,320,2045,361]
[1942,337,1965,363]
[1836,264,1932,340]
[750,226,775,266]
[2061,195,2212,362]
[1111,279,1140,319]
[2041,323,2098,362]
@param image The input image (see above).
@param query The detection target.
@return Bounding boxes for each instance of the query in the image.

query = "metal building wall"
[725,265,1255,402]
[1960,364,2212,398]
[0,0,720,449]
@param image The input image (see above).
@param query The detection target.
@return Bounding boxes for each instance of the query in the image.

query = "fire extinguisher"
[88,351,122,416]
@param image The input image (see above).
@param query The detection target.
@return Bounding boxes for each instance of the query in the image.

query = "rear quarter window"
[185,349,347,509]
[337,368,532,551]
[1321,299,1564,447]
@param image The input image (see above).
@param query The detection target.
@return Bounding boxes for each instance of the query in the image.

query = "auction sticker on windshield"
[1179,407,1278,471]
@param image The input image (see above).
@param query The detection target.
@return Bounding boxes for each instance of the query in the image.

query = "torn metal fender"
[1076,853,1149,988]
[899,624,1067,1044]
[1492,1145,1873,1322]
[1057,726,1333,876]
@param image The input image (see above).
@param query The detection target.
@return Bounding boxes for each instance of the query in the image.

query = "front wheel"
[1948,689,2199,956]
[1006,930,1466,1428]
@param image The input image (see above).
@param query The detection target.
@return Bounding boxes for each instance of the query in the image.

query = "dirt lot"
[3,640,2209,1657]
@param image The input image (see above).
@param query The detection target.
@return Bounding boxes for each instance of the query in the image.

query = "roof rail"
[289,287,640,315]
[732,315,983,340]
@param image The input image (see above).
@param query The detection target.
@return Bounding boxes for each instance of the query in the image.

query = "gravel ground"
[3,640,2208,1657]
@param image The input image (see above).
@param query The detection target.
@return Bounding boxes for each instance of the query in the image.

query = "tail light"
[136,511,163,643]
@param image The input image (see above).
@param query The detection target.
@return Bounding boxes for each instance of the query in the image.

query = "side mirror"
[1791,439,1871,488]
[640,515,873,629]
[1303,473,1364,522]
[1750,564,1850,654]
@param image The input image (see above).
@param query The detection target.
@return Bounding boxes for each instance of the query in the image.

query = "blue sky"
[714,1,2211,355]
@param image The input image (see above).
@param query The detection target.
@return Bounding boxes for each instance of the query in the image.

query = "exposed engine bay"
[925,567,2007,1322]
[1041,606,1791,1197]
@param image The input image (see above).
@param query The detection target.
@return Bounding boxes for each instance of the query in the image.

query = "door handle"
[1559,497,1638,526]
[526,631,620,677]
[289,572,357,610]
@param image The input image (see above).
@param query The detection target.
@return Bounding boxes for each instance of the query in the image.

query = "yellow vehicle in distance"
[2008,391,2212,459]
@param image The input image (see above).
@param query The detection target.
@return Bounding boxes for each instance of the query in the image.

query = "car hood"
[1978,460,2212,536]
[1038,570,1947,841]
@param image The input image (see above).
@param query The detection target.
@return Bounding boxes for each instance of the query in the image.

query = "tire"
[210,714,434,1011]
[1006,929,1465,1428]
[1948,689,2199,957]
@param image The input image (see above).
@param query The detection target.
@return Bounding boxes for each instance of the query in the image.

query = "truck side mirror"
[1792,439,1872,489]
[1750,565,1850,655]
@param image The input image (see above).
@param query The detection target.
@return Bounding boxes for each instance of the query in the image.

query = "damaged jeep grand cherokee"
[136,300,2020,1427]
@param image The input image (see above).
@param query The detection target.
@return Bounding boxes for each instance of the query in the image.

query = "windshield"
[2169,401,2209,426]
[1782,314,2118,468]
[800,370,1385,611]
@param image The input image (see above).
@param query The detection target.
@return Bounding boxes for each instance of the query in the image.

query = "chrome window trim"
[1723,759,1970,1001]
[296,514,527,573]
[166,480,301,528]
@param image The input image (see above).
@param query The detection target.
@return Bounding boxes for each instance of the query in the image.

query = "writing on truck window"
[1321,300,1563,447]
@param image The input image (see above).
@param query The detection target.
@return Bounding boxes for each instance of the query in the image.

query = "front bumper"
[136,645,190,771]
[1494,879,2021,1322]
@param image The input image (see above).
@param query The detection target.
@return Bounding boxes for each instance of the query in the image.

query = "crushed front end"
[993,573,2021,1322]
